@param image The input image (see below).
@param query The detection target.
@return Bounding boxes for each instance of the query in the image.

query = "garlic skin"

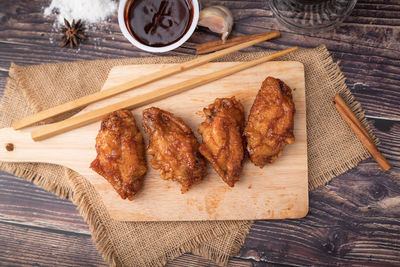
[198,6,234,43]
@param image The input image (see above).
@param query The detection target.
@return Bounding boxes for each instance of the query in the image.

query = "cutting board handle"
[0,127,54,164]
[0,126,95,170]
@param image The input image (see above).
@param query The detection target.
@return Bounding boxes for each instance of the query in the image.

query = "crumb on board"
[195,110,204,117]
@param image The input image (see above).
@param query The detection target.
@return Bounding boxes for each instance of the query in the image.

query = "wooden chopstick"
[333,93,391,171]
[31,46,298,141]
[196,30,280,55]
[12,30,281,131]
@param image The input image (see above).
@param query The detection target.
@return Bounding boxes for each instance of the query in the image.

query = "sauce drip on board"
[125,0,193,47]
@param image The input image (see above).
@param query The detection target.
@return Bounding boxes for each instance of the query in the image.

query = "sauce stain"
[186,198,203,212]
[165,184,172,189]
[263,209,271,217]
[191,98,205,103]
[205,187,230,216]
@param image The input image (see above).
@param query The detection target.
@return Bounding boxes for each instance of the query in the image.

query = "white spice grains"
[43,0,117,25]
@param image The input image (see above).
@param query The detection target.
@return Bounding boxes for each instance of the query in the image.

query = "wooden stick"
[333,93,391,171]
[31,46,298,141]
[12,31,281,130]
[333,93,373,143]
[196,30,281,55]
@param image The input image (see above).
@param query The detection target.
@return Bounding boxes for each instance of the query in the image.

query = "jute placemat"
[0,45,376,266]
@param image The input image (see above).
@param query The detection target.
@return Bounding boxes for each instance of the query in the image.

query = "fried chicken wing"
[90,109,147,200]
[198,97,245,187]
[245,77,295,167]
[142,107,207,193]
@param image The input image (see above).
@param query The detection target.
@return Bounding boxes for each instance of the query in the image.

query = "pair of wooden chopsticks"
[31,46,297,141]
[333,93,391,171]
[13,30,299,141]
[13,30,281,131]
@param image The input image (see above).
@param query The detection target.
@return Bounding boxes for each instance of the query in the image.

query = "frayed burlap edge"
[68,170,122,267]
[9,63,43,116]
[153,222,251,267]
[0,162,72,199]
[190,223,252,266]
[160,221,252,267]
[308,46,378,190]
[67,167,252,267]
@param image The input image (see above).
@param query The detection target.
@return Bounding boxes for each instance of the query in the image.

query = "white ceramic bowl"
[118,0,199,53]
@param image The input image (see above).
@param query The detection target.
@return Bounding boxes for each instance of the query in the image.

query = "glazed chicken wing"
[198,97,245,187]
[245,77,295,167]
[142,107,207,193]
[90,110,147,200]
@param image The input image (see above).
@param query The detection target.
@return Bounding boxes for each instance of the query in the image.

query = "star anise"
[61,18,87,48]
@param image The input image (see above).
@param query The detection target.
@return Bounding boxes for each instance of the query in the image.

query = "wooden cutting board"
[0,61,308,221]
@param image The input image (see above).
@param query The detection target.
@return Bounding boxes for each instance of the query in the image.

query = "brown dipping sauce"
[125,0,193,47]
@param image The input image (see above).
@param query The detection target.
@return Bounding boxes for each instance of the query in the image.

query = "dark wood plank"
[0,220,107,267]
[165,253,255,267]
[239,163,400,266]
[370,119,400,168]
[0,171,91,234]
[168,253,290,266]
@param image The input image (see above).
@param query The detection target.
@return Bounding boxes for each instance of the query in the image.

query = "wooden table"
[1,0,399,266]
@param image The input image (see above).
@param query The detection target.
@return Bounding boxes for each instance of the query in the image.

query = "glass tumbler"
[269,0,358,33]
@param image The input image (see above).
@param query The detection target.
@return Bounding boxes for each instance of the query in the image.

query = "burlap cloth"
[0,46,376,266]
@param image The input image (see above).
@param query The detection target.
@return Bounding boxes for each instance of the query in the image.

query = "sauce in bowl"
[125,0,193,47]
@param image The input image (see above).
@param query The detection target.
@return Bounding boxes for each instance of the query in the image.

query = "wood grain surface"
[0,0,399,266]
[0,61,308,221]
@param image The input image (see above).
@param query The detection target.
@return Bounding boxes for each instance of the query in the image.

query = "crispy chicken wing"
[245,77,295,167]
[90,109,147,200]
[198,97,245,187]
[142,107,207,193]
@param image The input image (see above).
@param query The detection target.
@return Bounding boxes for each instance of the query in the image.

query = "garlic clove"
[198,5,234,43]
